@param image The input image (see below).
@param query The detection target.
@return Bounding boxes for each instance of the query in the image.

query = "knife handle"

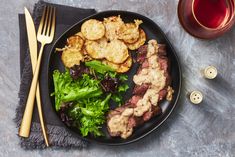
[19,44,44,137]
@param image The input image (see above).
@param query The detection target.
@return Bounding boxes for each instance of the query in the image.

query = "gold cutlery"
[19,6,56,141]
[18,7,49,146]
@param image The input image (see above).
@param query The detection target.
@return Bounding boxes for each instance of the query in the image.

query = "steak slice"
[143,106,162,121]
[133,84,150,95]
[137,45,148,63]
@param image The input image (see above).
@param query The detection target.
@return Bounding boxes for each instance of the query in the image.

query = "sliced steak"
[143,106,162,121]
[133,84,149,95]
[128,95,142,106]
[158,56,168,72]
[107,42,170,139]
[158,88,167,101]
[158,44,167,56]
[137,45,148,63]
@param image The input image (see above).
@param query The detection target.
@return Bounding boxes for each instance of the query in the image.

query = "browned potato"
[75,32,86,40]
[81,19,105,40]
[103,15,124,41]
[117,19,143,44]
[102,56,132,73]
[85,38,108,59]
[105,39,129,64]
[117,56,132,73]
[67,35,84,51]
[126,29,146,50]
[102,59,120,71]
[61,49,83,68]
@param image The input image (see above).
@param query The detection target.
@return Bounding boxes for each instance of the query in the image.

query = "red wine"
[193,0,231,28]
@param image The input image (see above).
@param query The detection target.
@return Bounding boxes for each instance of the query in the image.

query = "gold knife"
[19,7,49,147]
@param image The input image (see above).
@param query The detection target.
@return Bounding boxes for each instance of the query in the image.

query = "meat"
[143,106,162,121]
[158,89,167,101]
[128,95,142,106]
[107,40,172,139]
[158,44,167,56]
[137,45,147,63]
[133,84,149,95]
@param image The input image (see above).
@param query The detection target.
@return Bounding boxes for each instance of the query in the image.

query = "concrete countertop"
[0,0,234,156]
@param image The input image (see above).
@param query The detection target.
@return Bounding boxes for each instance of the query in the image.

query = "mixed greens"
[52,60,129,137]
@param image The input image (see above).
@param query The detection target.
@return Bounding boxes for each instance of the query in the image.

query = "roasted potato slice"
[102,56,132,73]
[85,38,108,59]
[105,39,129,64]
[126,29,146,50]
[117,56,132,73]
[66,35,84,51]
[75,32,86,40]
[103,15,124,41]
[61,49,83,68]
[81,19,105,40]
[102,59,120,71]
[117,19,143,44]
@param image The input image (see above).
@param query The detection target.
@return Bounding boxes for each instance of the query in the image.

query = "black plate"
[47,10,181,145]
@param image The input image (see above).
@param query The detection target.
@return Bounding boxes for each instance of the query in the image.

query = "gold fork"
[19,6,56,140]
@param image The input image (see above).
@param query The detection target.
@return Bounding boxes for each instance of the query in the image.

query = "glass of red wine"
[178,0,235,39]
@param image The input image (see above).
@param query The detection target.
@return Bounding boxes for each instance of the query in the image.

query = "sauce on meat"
[133,40,166,116]
[107,40,167,138]
[107,108,134,139]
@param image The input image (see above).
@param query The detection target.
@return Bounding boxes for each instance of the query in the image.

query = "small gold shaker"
[203,66,217,79]
[189,91,203,104]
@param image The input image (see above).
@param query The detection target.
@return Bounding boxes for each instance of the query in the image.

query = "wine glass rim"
[192,0,235,30]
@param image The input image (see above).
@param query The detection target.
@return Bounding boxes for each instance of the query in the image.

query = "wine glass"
[178,0,235,39]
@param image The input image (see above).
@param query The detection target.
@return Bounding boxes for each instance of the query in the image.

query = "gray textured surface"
[0,0,235,156]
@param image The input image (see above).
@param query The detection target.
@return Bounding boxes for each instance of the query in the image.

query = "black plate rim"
[47,10,182,146]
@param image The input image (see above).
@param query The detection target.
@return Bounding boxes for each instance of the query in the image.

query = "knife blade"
[19,7,49,146]
[24,8,37,69]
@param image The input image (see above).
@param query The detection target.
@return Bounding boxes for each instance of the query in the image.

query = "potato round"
[61,49,83,68]
[102,59,120,70]
[81,19,105,40]
[117,56,132,73]
[103,15,124,41]
[105,39,129,64]
[117,19,143,44]
[126,29,146,50]
[102,56,132,73]
[75,32,85,40]
[85,38,108,59]
[67,35,84,51]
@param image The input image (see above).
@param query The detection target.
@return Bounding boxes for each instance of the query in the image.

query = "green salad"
[52,60,129,137]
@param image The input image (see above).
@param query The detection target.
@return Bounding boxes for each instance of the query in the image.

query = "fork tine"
[42,6,50,35]
[50,7,56,39]
[46,7,53,36]
[37,6,47,36]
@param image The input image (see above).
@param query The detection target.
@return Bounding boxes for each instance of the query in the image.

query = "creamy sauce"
[166,86,174,101]
[108,108,134,139]
[108,40,167,138]
[133,40,166,116]
[134,98,151,116]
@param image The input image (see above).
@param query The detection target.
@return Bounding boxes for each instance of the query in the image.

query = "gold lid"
[204,66,217,79]
[190,91,203,104]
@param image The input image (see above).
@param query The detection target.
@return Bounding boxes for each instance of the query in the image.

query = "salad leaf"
[52,70,102,111]
[85,60,115,74]
[68,94,111,136]
[118,84,129,92]
[52,61,129,137]
[52,70,73,111]
[119,74,128,81]
[62,86,103,102]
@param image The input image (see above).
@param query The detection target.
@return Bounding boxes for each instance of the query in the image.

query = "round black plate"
[47,10,181,145]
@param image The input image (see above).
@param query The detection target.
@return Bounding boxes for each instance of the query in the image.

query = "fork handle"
[35,82,49,146]
[19,43,45,137]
